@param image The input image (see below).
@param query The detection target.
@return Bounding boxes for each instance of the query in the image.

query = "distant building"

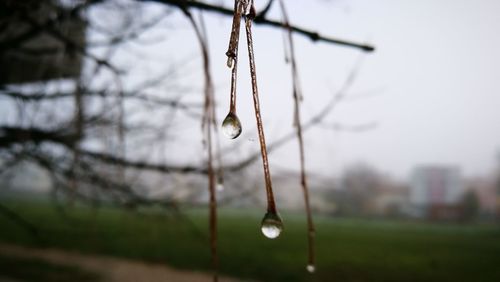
[410,166,464,205]
[409,166,465,219]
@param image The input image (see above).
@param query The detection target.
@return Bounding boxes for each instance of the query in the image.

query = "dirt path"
[0,244,243,282]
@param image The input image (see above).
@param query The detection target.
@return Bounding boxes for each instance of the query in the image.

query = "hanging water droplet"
[222,112,242,139]
[227,57,233,68]
[216,182,224,192]
[260,212,283,239]
[306,264,316,273]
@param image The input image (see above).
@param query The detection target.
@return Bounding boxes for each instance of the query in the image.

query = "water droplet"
[306,264,316,273]
[222,112,242,139]
[216,182,224,192]
[260,212,283,239]
[227,57,233,68]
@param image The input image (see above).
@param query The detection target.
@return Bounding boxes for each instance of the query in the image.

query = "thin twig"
[140,0,375,52]
[226,0,245,114]
[279,0,315,271]
[183,7,219,281]
[244,1,278,214]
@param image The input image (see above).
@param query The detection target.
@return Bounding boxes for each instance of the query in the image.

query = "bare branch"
[139,0,375,52]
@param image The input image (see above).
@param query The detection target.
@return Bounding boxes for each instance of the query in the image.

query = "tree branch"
[0,126,79,148]
[139,0,374,52]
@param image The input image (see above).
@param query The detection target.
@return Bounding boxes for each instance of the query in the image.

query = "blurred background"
[1,0,499,281]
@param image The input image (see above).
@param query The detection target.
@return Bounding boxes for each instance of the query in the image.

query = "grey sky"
[320,0,500,179]
[5,0,497,182]
[143,0,500,181]
[193,0,500,180]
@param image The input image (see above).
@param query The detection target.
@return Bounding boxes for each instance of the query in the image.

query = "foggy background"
[1,0,500,281]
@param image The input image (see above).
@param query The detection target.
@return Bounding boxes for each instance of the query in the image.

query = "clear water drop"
[222,112,242,139]
[306,264,316,273]
[260,212,283,239]
[226,57,233,68]
[216,182,224,192]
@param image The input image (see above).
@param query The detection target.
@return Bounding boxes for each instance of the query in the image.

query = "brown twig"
[244,1,278,214]
[69,82,84,204]
[183,7,219,281]
[140,0,374,52]
[279,0,315,271]
[226,0,245,114]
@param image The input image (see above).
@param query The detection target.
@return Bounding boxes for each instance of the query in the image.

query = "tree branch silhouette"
[139,0,375,52]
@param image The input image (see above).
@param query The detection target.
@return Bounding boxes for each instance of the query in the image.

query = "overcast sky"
[312,0,500,180]
[3,0,499,196]
[135,0,500,181]
[6,0,498,182]
[0,0,497,183]
[156,0,495,181]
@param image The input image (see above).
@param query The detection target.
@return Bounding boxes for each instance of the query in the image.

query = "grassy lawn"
[0,200,499,282]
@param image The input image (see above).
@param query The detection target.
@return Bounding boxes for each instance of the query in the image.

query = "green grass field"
[1,200,499,282]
